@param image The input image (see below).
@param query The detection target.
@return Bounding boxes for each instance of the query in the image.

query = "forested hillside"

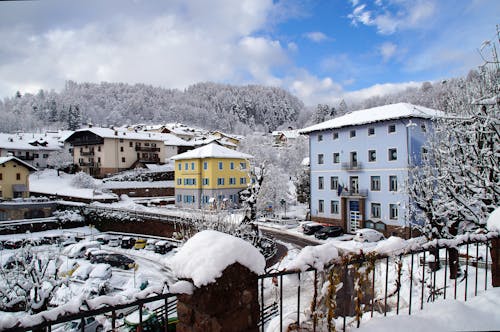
[0,81,304,134]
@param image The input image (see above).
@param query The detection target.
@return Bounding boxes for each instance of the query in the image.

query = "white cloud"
[304,31,329,43]
[286,71,344,105]
[379,42,397,61]
[344,81,421,101]
[348,0,436,34]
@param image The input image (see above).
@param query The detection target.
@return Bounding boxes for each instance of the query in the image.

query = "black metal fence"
[257,234,497,331]
[4,293,177,332]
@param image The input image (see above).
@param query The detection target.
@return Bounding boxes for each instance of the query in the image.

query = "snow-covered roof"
[273,130,301,139]
[0,156,38,171]
[0,133,63,151]
[163,133,193,146]
[170,143,253,160]
[299,103,443,134]
[169,230,265,287]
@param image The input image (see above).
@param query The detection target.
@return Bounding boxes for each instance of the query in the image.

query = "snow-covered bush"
[53,210,84,224]
[71,172,97,189]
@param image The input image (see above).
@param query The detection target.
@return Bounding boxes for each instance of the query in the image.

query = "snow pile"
[168,230,265,287]
[286,242,339,271]
[369,236,410,256]
[486,206,500,232]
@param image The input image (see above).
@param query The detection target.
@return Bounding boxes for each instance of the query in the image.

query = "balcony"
[341,161,363,171]
[135,146,161,152]
[138,157,160,163]
[79,161,95,167]
[340,188,368,197]
[80,151,94,156]
[17,155,35,161]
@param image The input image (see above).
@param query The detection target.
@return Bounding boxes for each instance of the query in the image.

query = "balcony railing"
[340,188,368,197]
[80,151,95,156]
[17,155,35,161]
[341,161,363,171]
[135,146,161,152]
[138,157,160,163]
[79,162,95,167]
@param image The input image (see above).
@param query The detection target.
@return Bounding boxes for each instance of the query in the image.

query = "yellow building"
[171,143,253,209]
[0,156,37,199]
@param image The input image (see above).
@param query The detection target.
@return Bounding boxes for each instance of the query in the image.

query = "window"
[16,173,21,180]
[191,162,195,170]
[371,176,380,191]
[388,124,396,133]
[202,178,209,185]
[98,146,101,152]
[178,163,182,171]
[318,154,324,164]
[368,127,375,136]
[240,162,247,170]
[230,162,234,170]
[421,123,427,132]
[98,157,101,163]
[217,178,225,185]
[229,177,236,185]
[371,203,381,218]
[331,200,339,214]
[129,142,133,147]
[43,154,49,158]
[33,153,39,158]
[177,194,182,202]
[0,173,2,180]
[368,150,376,162]
[333,153,340,164]
[350,151,358,165]
[177,178,182,185]
[318,200,324,213]
[389,175,398,191]
[318,176,324,190]
[422,147,428,160]
[388,148,397,161]
[218,161,223,170]
[333,132,339,140]
[240,177,247,184]
[121,157,126,163]
[318,134,323,141]
[390,204,398,220]
[119,138,124,143]
[120,146,124,152]
[185,163,188,170]
[350,130,356,138]
[365,221,374,229]
[203,161,208,170]
[375,223,386,231]
[330,176,338,191]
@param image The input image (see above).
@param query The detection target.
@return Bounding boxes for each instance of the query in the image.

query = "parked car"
[86,249,111,260]
[95,234,111,245]
[89,263,112,280]
[104,305,138,319]
[91,253,136,270]
[107,237,121,247]
[353,229,385,242]
[4,239,24,249]
[134,238,147,250]
[123,309,175,332]
[61,237,78,247]
[314,226,343,239]
[56,317,103,332]
[154,240,176,254]
[302,223,324,235]
[65,241,101,258]
[144,239,157,251]
[41,234,61,245]
[72,263,95,281]
[121,237,136,249]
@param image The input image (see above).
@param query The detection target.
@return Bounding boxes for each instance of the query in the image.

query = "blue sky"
[0,0,498,105]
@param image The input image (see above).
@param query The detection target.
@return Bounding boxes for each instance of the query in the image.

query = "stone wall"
[176,263,259,332]
[109,187,174,197]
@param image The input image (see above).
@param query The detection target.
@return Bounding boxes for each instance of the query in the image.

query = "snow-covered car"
[88,263,112,280]
[61,237,78,247]
[65,241,101,258]
[353,229,385,242]
[107,237,121,247]
[154,240,176,254]
[302,223,324,235]
[314,226,343,239]
[121,237,136,249]
[4,239,24,249]
[91,253,136,270]
[144,239,157,251]
[134,238,147,250]
[95,234,111,245]
[72,263,94,280]
[56,317,103,332]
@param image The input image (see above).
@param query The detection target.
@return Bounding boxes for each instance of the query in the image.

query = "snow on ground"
[356,287,500,332]
[30,169,117,199]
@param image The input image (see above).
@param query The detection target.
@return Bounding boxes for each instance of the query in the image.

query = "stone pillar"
[490,238,500,287]
[176,263,260,332]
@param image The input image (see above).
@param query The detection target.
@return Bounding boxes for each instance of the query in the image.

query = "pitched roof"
[0,156,38,172]
[0,133,63,151]
[299,103,443,134]
[170,143,253,160]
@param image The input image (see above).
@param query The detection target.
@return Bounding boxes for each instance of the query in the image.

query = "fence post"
[176,262,260,332]
[490,238,500,287]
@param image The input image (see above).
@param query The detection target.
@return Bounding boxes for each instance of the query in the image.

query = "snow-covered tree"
[47,149,74,175]
[71,171,97,189]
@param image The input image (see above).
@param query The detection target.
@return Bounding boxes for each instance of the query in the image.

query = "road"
[260,227,321,249]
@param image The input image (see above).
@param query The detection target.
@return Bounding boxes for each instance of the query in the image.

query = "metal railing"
[341,161,363,171]
[257,234,497,331]
[4,293,178,332]
[340,188,368,197]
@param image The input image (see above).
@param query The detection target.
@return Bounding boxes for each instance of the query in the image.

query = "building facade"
[0,156,37,200]
[300,103,442,238]
[65,127,167,178]
[172,143,252,209]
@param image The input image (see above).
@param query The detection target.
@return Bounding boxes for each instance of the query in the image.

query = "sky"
[0,0,498,106]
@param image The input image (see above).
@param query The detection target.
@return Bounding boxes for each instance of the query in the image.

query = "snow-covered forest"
[0,82,303,134]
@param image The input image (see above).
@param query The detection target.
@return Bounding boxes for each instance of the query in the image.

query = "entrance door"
[348,200,360,233]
